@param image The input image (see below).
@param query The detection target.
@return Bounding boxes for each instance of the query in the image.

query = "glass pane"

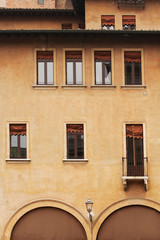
[76,62,82,84]
[77,134,84,159]
[67,134,75,159]
[67,62,74,84]
[38,62,45,84]
[95,62,102,84]
[104,62,112,84]
[20,135,27,159]
[10,135,18,158]
[125,62,132,85]
[135,63,142,85]
[47,62,54,84]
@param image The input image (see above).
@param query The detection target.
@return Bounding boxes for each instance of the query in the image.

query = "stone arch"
[3,199,90,240]
[93,198,160,240]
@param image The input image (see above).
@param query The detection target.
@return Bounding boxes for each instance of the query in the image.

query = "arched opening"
[11,207,87,240]
[97,205,160,240]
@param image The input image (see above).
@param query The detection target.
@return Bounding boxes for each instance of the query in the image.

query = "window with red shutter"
[67,124,84,159]
[37,51,54,85]
[123,15,136,30]
[101,15,115,30]
[95,51,112,85]
[66,51,83,85]
[124,51,142,85]
[10,124,27,159]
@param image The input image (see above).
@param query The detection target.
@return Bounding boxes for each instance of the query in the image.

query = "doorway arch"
[3,199,90,240]
[97,205,160,240]
[11,207,87,240]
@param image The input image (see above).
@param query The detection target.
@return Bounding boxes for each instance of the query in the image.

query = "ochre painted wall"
[0,34,160,238]
[85,0,160,30]
[0,15,82,30]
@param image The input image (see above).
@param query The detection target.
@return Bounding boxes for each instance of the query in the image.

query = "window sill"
[63,159,88,163]
[32,85,58,89]
[61,85,87,89]
[121,85,146,89]
[6,158,31,163]
[91,85,116,89]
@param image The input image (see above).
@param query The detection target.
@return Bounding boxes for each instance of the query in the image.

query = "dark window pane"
[67,135,75,159]
[135,62,142,84]
[10,135,18,158]
[125,62,132,85]
[77,134,84,158]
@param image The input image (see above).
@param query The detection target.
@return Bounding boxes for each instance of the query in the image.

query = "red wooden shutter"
[102,15,115,27]
[123,15,136,25]
[66,51,82,60]
[10,124,26,136]
[37,51,53,61]
[124,51,141,63]
[67,124,83,134]
[95,51,111,61]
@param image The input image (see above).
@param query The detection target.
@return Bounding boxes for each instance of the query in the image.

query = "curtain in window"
[95,51,111,61]
[66,51,82,60]
[10,124,26,136]
[67,124,83,133]
[37,51,53,61]
[124,51,141,63]
[123,15,136,25]
[102,15,114,26]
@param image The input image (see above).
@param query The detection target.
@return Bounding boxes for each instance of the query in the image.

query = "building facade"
[0,0,160,239]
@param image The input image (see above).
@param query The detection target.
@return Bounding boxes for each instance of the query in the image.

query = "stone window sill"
[6,158,31,163]
[63,159,88,163]
[121,85,146,89]
[32,85,58,89]
[91,85,116,89]
[61,85,87,89]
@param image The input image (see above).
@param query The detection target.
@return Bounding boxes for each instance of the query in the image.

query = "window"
[124,51,142,85]
[67,124,84,159]
[95,51,112,85]
[101,15,115,30]
[37,51,54,85]
[123,15,136,30]
[38,0,44,5]
[126,124,144,176]
[10,124,27,159]
[62,24,72,30]
[66,51,83,85]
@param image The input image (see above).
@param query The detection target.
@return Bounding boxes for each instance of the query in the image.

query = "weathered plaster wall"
[0,34,160,239]
[85,0,160,30]
[0,15,82,30]
[5,0,72,9]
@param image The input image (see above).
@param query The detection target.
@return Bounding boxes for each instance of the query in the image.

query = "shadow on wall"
[55,0,73,9]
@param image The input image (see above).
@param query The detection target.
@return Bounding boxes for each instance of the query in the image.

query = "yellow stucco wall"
[85,0,160,30]
[0,32,160,239]
[0,15,82,30]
